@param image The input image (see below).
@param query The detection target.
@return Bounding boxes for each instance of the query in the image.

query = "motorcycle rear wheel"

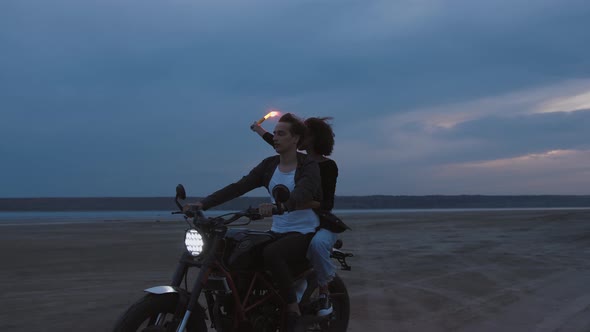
[113,293,207,332]
[300,274,350,332]
[323,275,350,331]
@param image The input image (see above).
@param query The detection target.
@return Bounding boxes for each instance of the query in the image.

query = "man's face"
[273,122,300,154]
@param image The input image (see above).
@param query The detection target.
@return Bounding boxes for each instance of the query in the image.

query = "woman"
[251,116,339,316]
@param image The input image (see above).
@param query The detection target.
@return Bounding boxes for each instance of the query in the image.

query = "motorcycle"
[113,184,353,332]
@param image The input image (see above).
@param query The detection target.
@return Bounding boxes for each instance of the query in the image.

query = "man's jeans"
[306,228,338,287]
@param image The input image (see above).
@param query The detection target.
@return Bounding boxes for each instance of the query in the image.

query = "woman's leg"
[306,228,338,316]
[307,228,338,288]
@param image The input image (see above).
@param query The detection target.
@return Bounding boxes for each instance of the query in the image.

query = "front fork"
[175,235,222,332]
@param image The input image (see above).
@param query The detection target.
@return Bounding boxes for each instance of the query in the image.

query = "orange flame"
[257,110,280,124]
[266,111,279,119]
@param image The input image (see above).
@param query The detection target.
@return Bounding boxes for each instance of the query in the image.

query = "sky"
[1,0,590,197]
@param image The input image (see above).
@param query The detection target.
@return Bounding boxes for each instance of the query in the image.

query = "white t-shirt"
[268,166,319,234]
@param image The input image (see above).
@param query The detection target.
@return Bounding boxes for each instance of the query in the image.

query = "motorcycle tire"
[113,293,207,332]
[324,274,350,332]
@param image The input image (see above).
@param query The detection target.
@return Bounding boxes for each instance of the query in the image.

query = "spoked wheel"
[113,293,207,332]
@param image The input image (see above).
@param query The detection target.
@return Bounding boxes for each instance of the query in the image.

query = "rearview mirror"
[271,184,290,203]
[176,184,187,200]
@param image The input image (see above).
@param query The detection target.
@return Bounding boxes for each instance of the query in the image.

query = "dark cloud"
[436,109,590,162]
[4,1,590,106]
[1,0,590,196]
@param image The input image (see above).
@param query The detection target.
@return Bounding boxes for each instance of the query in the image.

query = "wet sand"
[1,210,590,331]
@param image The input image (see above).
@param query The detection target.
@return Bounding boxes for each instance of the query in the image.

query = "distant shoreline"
[2,207,590,227]
[1,195,590,211]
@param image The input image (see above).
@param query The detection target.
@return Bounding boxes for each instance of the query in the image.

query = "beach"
[1,209,590,331]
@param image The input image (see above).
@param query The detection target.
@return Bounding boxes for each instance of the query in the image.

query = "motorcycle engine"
[249,302,280,332]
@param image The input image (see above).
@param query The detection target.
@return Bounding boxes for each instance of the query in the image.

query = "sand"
[1,209,590,331]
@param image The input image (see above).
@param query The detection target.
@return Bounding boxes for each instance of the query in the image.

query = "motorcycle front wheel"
[113,293,207,332]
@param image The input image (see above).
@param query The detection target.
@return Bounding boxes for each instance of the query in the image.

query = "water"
[1,207,590,226]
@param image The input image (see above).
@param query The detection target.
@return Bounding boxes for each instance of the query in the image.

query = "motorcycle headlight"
[185,229,204,256]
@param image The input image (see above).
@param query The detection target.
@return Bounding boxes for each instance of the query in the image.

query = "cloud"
[439,108,590,156]
[432,149,590,194]
[3,0,590,105]
[534,90,590,114]
[336,79,590,161]
[1,1,590,196]
[330,80,590,195]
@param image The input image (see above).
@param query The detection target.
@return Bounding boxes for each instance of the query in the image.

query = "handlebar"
[206,205,284,225]
[171,205,284,228]
[173,187,284,227]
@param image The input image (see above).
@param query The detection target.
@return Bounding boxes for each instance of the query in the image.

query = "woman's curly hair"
[304,117,335,156]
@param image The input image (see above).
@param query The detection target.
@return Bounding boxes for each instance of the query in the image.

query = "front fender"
[144,286,190,312]
[143,286,209,322]
[144,285,183,295]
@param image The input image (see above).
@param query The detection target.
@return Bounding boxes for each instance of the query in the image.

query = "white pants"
[306,228,338,287]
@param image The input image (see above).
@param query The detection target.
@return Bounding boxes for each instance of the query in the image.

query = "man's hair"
[278,113,307,144]
[304,117,335,156]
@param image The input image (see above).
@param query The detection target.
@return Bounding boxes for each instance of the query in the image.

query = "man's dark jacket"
[201,153,322,212]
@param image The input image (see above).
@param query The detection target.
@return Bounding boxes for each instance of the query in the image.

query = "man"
[185,113,321,325]
[251,116,340,316]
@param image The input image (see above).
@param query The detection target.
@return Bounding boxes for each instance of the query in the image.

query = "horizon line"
[2,194,590,199]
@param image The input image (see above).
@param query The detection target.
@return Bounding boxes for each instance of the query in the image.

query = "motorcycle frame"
[170,229,293,332]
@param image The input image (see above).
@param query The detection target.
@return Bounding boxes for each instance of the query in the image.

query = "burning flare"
[256,110,280,125]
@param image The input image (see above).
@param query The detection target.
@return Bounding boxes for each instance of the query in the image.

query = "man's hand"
[258,203,274,217]
[250,122,266,136]
[183,202,203,213]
